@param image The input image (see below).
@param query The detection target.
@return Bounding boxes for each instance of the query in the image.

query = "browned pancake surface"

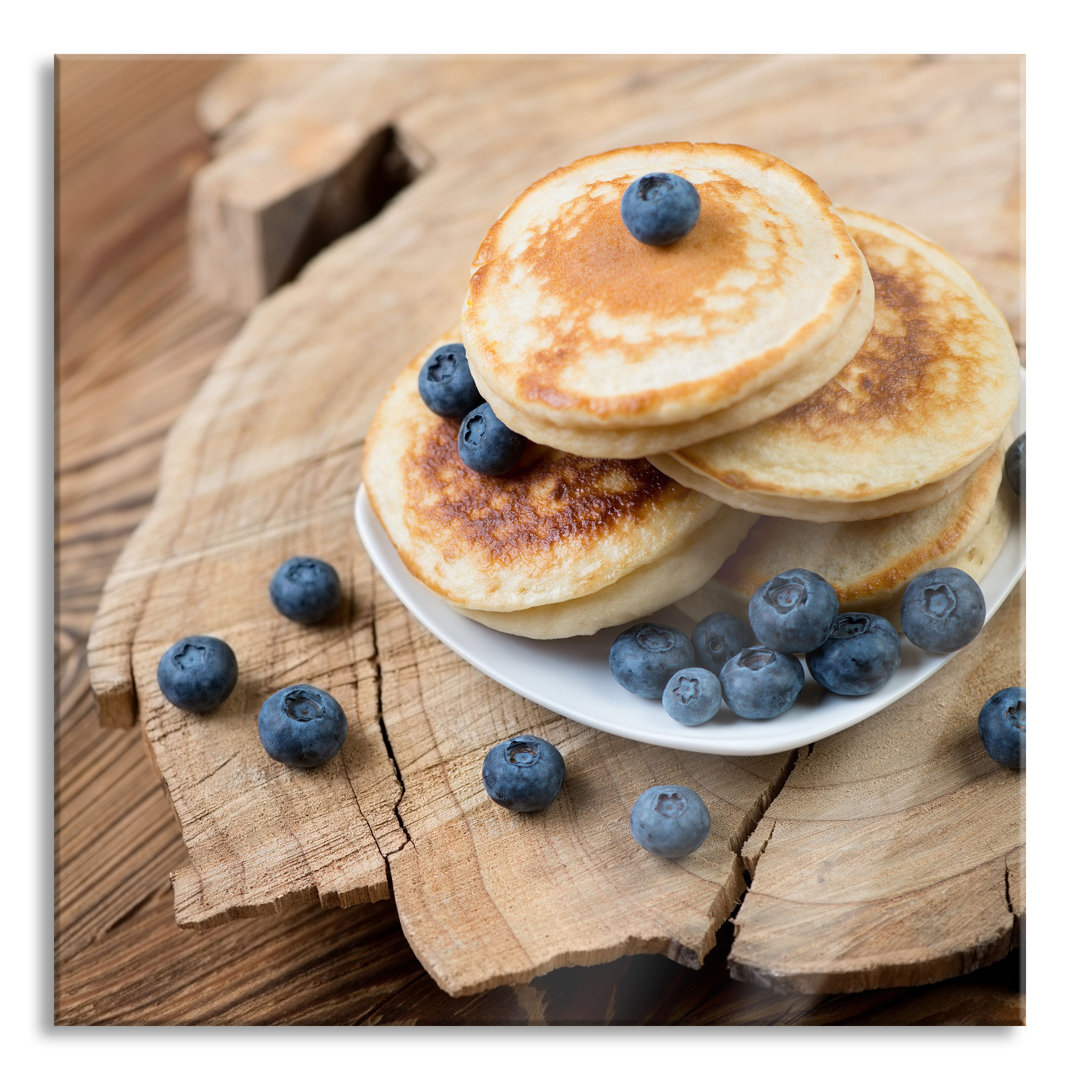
[664,208,1021,509]
[404,418,678,569]
[778,239,993,441]
[362,337,725,612]
[495,173,767,411]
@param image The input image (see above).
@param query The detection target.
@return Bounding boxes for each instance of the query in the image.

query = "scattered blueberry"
[620,173,701,246]
[257,684,348,768]
[691,611,755,679]
[720,646,804,720]
[156,635,238,713]
[978,686,1025,770]
[1005,432,1025,499]
[609,622,695,699]
[417,342,484,420]
[482,735,565,812]
[806,612,901,696]
[662,667,724,726]
[630,785,711,858]
[269,556,341,624]
[458,402,529,476]
[900,567,986,653]
[748,568,839,654]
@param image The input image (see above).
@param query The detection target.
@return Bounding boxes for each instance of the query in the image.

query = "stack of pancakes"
[363,143,1021,639]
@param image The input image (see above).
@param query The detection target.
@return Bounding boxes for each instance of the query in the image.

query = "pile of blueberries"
[609,561,1024,763]
[156,555,349,769]
[608,557,1025,771]
[612,566,952,715]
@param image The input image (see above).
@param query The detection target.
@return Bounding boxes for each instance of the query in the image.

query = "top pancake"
[650,208,1022,521]
[362,334,746,618]
[461,143,868,444]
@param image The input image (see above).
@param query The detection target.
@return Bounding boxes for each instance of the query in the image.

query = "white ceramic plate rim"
[356,375,1024,756]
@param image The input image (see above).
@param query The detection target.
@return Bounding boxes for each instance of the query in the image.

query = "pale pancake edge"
[474,256,875,459]
[452,505,755,639]
[677,439,1012,629]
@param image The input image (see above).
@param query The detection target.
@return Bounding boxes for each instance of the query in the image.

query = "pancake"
[472,255,875,459]
[676,437,1012,630]
[461,143,872,457]
[362,333,756,639]
[651,208,1021,521]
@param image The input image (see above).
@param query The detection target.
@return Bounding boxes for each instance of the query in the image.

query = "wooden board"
[84,54,1025,1002]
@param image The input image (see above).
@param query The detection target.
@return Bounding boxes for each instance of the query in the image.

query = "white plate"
[356,379,1025,756]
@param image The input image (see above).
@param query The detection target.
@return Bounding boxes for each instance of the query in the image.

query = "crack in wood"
[99,878,173,939]
[727,751,799,867]
[127,652,139,725]
[369,616,411,861]
[196,751,239,787]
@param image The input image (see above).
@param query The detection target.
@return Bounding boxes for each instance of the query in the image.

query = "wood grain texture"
[730,584,1025,993]
[56,55,245,970]
[60,55,1025,1023]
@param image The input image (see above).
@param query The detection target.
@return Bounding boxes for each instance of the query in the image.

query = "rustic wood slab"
[86,54,1024,999]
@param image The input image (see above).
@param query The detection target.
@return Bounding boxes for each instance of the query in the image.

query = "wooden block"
[188,56,430,312]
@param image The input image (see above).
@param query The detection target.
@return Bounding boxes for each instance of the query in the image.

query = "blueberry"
[691,611,755,678]
[156,635,238,713]
[662,667,724,726]
[1005,432,1025,499]
[417,342,484,420]
[720,646,804,720]
[978,686,1025,770]
[481,735,565,812]
[609,622,695,699]
[457,402,529,476]
[748,568,839,654]
[269,556,341,624]
[630,785,711,858]
[257,684,348,768]
[900,567,986,653]
[620,173,701,246]
[807,612,901,696]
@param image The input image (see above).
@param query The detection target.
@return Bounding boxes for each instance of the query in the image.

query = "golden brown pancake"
[362,333,756,638]
[651,208,1021,521]
[470,255,875,459]
[461,143,871,456]
[677,437,1012,630]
